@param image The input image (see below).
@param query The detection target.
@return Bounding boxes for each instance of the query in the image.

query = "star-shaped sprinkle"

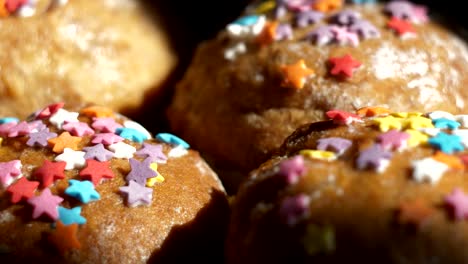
[445,188,468,220]
[123,120,152,140]
[37,102,64,119]
[79,160,114,186]
[373,116,403,132]
[126,158,157,186]
[48,132,82,153]
[280,59,315,89]
[91,117,122,133]
[328,54,361,78]
[419,127,441,137]
[80,105,114,118]
[0,1,9,17]
[119,180,153,207]
[147,163,165,186]
[348,19,380,39]
[356,145,392,173]
[27,188,63,220]
[0,160,22,188]
[300,149,336,161]
[27,120,47,133]
[27,128,57,147]
[296,10,324,28]
[62,122,95,137]
[5,0,28,13]
[317,137,352,155]
[135,143,167,164]
[168,145,189,158]
[108,141,136,159]
[92,133,124,145]
[6,177,39,203]
[278,155,307,184]
[432,152,464,170]
[83,143,114,162]
[312,0,342,12]
[58,206,86,225]
[48,221,81,253]
[356,106,390,117]
[307,25,335,46]
[55,148,86,170]
[384,0,414,20]
[156,133,190,149]
[411,4,428,24]
[405,129,429,147]
[428,132,464,154]
[398,198,433,227]
[232,14,263,26]
[392,112,422,118]
[0,122,16,137]
[256,21,278,46]
[255,0,275,14]
[432,118,460,130]
[7,121,31,137]
[387,17,415,36]
[285,0,313,12]
[377,130,409,150]
[115,127,148,143]
[411,158,448,184]
[331,26,359,46]
[326,110,362,125]
[227,15,266,37]
[49,109,79,129]
[279,194,310,226]
[65,179,100,203]
[0,117,19,124]
[427,111,455,121]
[403,116,434,130]
[333,9,360,25]
[275,23,293,41]
[33,160,66,188]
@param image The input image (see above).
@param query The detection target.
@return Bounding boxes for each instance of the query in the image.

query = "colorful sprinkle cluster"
[0,103,190,253]
[224,0,429,89]
[273,107,468,254]
[0,0,68,18]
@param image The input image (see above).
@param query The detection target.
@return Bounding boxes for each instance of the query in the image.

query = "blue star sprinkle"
[58,206,86,225]
[65,180,100,204]
[115,127,148,143]
[156,133,190,149]
[428,132,464,154]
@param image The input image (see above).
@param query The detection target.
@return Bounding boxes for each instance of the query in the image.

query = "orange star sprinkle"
[80,106,115,118]
[48,221,81,254]
[356,106,391,117]
[256,21,278,46]
[432,152,464,170]
[280,59,315,89]
[313,0,343,12]
[0,0,9,17]
[48,132,82,153]
[398,198,433,227]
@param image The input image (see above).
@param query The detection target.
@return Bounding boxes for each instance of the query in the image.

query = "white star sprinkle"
[49,109,79,129]
[418,127,441,137]
[55,148,86,170]
[412,158,449,184]
[427,111,455,121]
[108,142,136,159]
[168,145,188,158]
[123,120,152,139]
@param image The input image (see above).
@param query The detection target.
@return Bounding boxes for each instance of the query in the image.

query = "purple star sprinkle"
[356,144,393,173]
[119,180,153,207]
[27,128,58,147]
[296,10,324,28]
[279,155,307,185]
[135,143,167,164]
[279,194,310,226]
[8,121,31,137]
[317,137,352,155]
[349,19,380,39]
[377,130,410,150]
[83,143,114,162]
[126,158,157,186]
[384,0,415,20]
[307,25,335,46]
[275,24,293,41]
[333,9,361,25]
[27,120,47,132]
[331,26,359,46]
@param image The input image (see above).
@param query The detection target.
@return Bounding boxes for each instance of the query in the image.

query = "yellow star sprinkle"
[405,129,429,147]
[373,116,403,132]
[256,0,275,14]
[300,150,336,161]
[147,163,165,187]
[403,116,434,130]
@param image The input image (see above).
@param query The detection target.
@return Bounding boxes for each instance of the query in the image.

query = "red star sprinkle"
[328,54,362,78]
[326,110,362,125]
[33,160,67,188]
[37,102,65,119]
[6,177,40,204]
[79,159,115,186]
[5,0,28,13]
[387,17,416,36]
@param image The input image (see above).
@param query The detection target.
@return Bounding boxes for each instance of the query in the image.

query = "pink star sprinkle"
[92,133,124,145]
[377,130,410,150]
[92,117,123,133]
[8,121,31,137]
[0,122,16,137]
[331,26,359,46]
[445,188,468,221]
[0,160,22,188]
[63,122,95,137]
[279,155,307,185]
[27,188,63,221]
